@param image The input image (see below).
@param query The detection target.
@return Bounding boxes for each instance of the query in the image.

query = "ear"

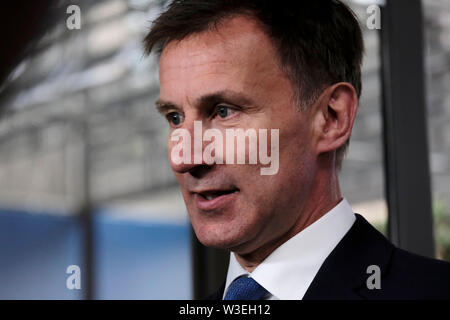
[312,82,358,155]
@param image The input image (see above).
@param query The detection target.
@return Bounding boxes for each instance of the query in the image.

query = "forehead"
[158,16,286,93]
[161,15,274,61]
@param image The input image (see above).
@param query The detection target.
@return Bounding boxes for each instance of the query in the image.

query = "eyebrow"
[155,90,257,114]
[155,100,179,115]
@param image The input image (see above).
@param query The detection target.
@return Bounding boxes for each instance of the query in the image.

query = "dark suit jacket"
[207,214,450,300]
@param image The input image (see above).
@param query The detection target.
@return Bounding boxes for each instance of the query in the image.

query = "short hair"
[144,0,364,169]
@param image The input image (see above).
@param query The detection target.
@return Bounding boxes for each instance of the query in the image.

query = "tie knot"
[224,276,269,300]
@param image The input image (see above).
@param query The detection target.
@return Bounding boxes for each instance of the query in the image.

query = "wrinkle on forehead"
[158,15,292,109]
[160,15,281,71]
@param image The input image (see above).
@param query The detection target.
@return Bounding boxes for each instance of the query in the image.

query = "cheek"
[251,148,312,209]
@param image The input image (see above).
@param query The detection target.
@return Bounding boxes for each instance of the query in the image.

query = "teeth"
[200,189,238,201]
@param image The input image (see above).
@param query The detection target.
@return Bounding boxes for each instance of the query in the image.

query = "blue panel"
[0,208,192,299]
[93,212,192,299]
[0,209,83,299]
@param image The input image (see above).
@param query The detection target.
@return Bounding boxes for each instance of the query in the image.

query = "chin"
[194,225,243,250]
[195,233,233,249]
[189,207,256,250]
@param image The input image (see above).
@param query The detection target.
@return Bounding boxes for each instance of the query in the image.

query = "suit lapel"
[303,214,394,300]
[205,214,394,300]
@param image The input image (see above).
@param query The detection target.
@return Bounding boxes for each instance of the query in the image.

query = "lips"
[193,188,239,211]
[199,189,237,200]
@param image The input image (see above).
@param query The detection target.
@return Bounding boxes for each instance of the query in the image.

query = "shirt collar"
[223,198,356,300]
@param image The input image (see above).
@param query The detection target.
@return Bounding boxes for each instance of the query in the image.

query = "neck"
[234,162,342,273]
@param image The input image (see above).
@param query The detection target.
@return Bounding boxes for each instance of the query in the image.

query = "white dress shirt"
[223,198,356,300]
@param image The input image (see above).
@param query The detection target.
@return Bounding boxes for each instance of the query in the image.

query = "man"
[144,0,450,299]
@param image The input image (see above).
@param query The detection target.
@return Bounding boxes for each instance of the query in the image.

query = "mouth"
[193,188,239,210]
[198,189,238,200]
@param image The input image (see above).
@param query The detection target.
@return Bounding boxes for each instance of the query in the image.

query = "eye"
[216,105,237,119]
[166,112,184,126]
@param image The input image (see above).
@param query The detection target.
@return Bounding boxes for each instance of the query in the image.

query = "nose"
[168,120,213,175]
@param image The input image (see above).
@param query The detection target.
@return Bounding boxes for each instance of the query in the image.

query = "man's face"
[158,16,318,255]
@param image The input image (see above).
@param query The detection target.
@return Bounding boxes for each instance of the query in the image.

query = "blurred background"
[0,0,448,299]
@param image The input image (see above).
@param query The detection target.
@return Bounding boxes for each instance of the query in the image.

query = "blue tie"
[224,276,269,300]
